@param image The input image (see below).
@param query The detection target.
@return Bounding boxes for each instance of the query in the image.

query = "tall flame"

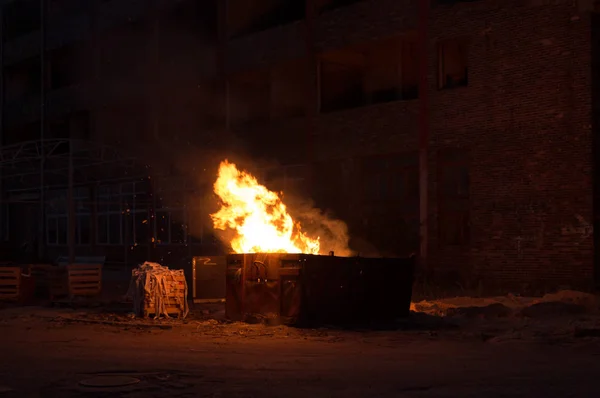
[211,160,320,254]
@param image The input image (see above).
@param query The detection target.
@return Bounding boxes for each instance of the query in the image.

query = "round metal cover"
[79,376,140,388]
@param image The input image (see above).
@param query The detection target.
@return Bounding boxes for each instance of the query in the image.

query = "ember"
[211,160,320,254]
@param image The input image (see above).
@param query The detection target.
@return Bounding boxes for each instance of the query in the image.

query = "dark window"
[57,217,68,245]
[170,210,186,244]
[97,185,122,245]
[50,44,88,89]
[271,60,309,119]
[364,39,419,105]
[166,0,218,40]
[3,122,41,145]
[317,0,364,13]
[47,218,58,245]
[97,215,108,243]
[228,0,305,39]
[320,59,365,113]
[135,214,150,245]
[229,69,271,128]
[108,214,121,244]
[156,210,170,244]
[4,57,41,101]
[77,215,91,245]
[438,39,469,89]
[2,0,41,41]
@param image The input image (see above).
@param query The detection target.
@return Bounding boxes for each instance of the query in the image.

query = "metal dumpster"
[225,253,415,326]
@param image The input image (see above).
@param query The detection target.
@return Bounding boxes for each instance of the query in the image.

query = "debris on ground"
[411,290,600,318]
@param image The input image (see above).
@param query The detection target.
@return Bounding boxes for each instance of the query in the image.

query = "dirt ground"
[2,294,600,398]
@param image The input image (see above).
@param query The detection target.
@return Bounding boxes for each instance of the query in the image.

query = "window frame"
[437,37,470,90]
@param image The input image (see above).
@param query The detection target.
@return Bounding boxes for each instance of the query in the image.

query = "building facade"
[0,0,598,291]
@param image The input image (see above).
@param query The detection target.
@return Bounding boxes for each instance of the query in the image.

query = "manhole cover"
[79,376,140,388]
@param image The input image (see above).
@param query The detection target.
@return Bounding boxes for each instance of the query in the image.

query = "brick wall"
[228,0,595,291]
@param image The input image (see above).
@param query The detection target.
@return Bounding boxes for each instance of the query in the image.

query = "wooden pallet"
[0,267,21,301]
[67,264,102,297]
[142,275,187,317]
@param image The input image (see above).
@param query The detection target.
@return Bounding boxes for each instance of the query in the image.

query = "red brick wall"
[227,0,594,290]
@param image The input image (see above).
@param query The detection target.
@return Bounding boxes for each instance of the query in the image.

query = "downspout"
[418,0,430,273]
[39,0,46,261]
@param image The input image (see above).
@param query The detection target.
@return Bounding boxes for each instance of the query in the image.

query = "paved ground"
[2,303,600,398]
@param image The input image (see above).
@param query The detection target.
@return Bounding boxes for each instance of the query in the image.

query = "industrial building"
[0,0,597,292]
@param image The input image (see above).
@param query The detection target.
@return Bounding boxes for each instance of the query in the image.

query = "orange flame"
[211,160,320,254]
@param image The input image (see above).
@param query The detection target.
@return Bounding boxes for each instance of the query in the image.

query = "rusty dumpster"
[225,253,415,326]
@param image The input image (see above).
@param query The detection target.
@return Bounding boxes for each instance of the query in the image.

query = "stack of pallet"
[45,264,102,301]
[128,262,189,319]
[0,266,35,303]
[0,267,21,301]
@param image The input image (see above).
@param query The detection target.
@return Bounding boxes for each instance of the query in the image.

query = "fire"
[211,160,320,254]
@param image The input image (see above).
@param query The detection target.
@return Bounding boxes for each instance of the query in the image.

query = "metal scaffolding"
[0,139,150,192]
[0,138,153,263]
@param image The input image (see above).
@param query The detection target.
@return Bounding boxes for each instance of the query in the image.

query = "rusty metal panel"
[192,256,226,301]
[225,253,415,326]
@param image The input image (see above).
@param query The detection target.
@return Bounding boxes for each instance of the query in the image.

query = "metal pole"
[305,0,316,197]
[38,0,46,260]
[418,0,430,272]
[67,139,75,264]
[0,6,5,243]
[221,1,230,135]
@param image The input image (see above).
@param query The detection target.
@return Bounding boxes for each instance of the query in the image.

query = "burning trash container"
[226,253,415,326]
[127,262,189,319]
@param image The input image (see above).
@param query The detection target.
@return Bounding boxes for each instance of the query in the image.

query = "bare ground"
[2,301,600,398]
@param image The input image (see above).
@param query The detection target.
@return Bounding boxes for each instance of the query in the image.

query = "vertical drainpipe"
[218,0,230,139]
[67,129,75,264]
[0,5,4,243]
[39,0,46,261]
[152,0,159,142]
[305,0,316,201]
[418,0,430,274]
[147,0,160,262]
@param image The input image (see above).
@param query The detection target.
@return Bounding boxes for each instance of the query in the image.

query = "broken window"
[438,39,469,89]
[228,0,305,39]
[437,149,470,246]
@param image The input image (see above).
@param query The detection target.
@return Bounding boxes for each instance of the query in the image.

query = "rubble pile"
[127,262,189,319]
